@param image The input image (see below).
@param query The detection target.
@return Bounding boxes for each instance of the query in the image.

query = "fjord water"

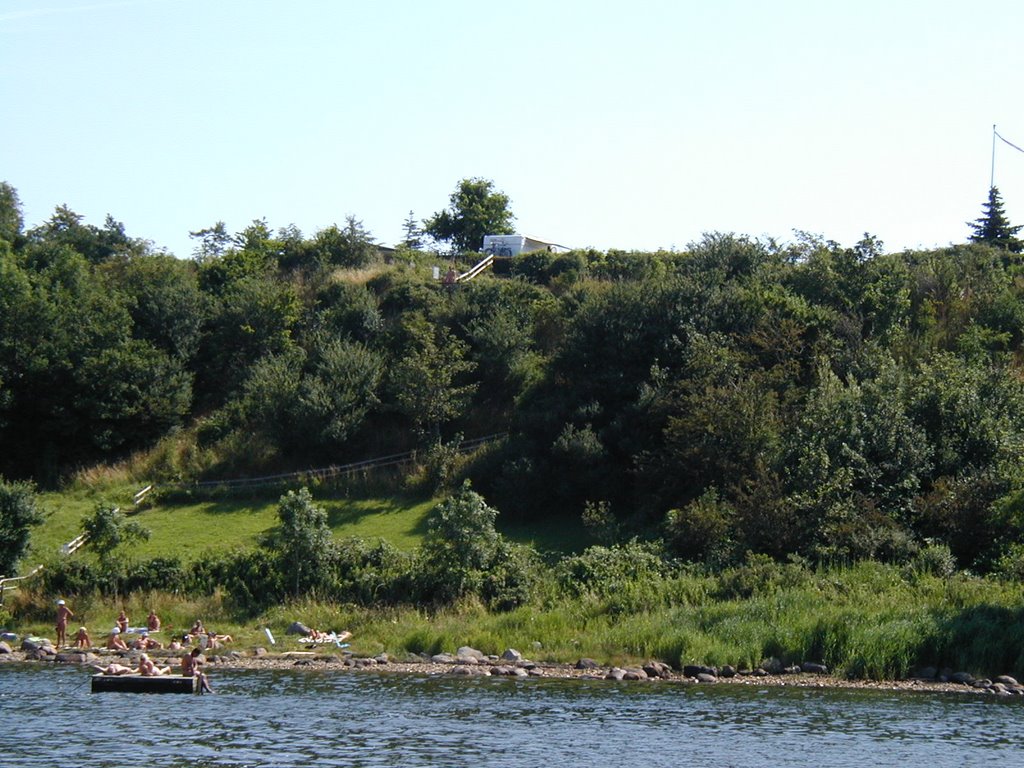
[2,664,1021,767]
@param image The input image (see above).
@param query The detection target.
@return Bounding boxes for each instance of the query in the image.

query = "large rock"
[696,672,717,683]
[54,651,98,665]
[21,636,53,652]
[456,646,486,661]
[719,665,737,678]
[995,675,1019,686]
[951,671,975,685]
[450,664,490,676]
[0,641,12,654]
[431,653,455,664]
[683,664,716,678]
[575,658,600,670]
[490,665,528,677]
[623,667,649,681]
[286,621,311,636]
[801,661,828,675]
[643,661,673,679]
[500,648,523,662]
[605,667,626,681]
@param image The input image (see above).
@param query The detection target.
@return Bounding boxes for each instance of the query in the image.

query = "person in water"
[55,599,73,648]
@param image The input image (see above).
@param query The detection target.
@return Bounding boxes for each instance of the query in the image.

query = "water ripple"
[2,665,1021,767]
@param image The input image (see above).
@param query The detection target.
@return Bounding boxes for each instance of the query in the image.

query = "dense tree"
[312,216,378,269]
[0,181,24,246]
[424,178,515,253]
[0,477,42,576]
[967,186,1023,253]
[264,488,335,597]
[388,315,477,442]
[82,503,150,572]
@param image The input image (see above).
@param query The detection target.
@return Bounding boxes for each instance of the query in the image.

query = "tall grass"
[10,546,1024,680]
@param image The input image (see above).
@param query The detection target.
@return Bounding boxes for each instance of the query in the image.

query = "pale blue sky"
[2,0,1023,257]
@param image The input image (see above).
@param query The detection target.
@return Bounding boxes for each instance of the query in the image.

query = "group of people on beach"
[57,598,215,692]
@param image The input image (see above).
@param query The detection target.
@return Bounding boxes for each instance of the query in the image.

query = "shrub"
[664,487,735,564]
[122,557,187,594]
[910,542,957,579]
[40,558,103,596]
[556,541,666,600]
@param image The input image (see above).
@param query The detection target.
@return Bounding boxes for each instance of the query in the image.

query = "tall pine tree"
[968,186,1024,253]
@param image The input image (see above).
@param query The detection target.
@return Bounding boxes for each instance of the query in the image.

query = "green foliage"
[387,315,477,443]
[0,477,43,575]
[312,216,378,269]
[967,186,1023,253]
[417,481,532,609]
[424,178,515,253]
[81,503,150,571]
[264,488,336,598]
[664,488,735,564]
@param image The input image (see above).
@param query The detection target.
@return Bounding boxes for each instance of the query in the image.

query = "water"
[2,663,1022,767]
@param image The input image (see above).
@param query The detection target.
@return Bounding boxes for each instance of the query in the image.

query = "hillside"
[4,185,1024,584]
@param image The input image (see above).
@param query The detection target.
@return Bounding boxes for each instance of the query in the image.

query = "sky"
[3,0,1024,258]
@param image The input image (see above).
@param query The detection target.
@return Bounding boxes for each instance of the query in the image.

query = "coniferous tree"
[968,186,1024,253]
[401,210,423,250]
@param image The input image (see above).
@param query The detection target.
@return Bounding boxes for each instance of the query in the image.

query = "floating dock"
[91,674,199,694]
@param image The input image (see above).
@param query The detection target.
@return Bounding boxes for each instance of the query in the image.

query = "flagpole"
[992,124,997,189]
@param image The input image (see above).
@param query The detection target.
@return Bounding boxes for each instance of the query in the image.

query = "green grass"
[25,483,577,568]
[28,488,441,566]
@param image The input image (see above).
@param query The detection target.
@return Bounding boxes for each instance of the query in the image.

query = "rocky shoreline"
[3,637,1022,697]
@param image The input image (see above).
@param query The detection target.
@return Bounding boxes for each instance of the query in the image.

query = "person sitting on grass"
[116,609,129,634]
[146,610,161,632]
[106,628,128,651]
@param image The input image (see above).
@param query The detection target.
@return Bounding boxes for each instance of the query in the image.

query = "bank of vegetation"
[2,180,1024,679]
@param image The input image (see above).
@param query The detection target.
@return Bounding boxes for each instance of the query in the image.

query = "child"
[74,626,91,649]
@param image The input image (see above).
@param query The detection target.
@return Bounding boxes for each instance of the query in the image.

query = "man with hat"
[54,599,73,648]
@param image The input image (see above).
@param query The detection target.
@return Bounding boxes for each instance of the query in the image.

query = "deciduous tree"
[424,178,515,253]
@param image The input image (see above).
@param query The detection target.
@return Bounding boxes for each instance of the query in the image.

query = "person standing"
[55,599,73,648]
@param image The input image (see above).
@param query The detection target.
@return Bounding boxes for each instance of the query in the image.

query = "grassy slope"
[26,484,584,567]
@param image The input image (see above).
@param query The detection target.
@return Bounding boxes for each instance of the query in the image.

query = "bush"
[910,542,957,579]
[992,542,1024,581]
[40,558,103,596]
[556,541,666,600]
[122,557,187,594]
[664,488,735,564]
[715,552,811,600]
